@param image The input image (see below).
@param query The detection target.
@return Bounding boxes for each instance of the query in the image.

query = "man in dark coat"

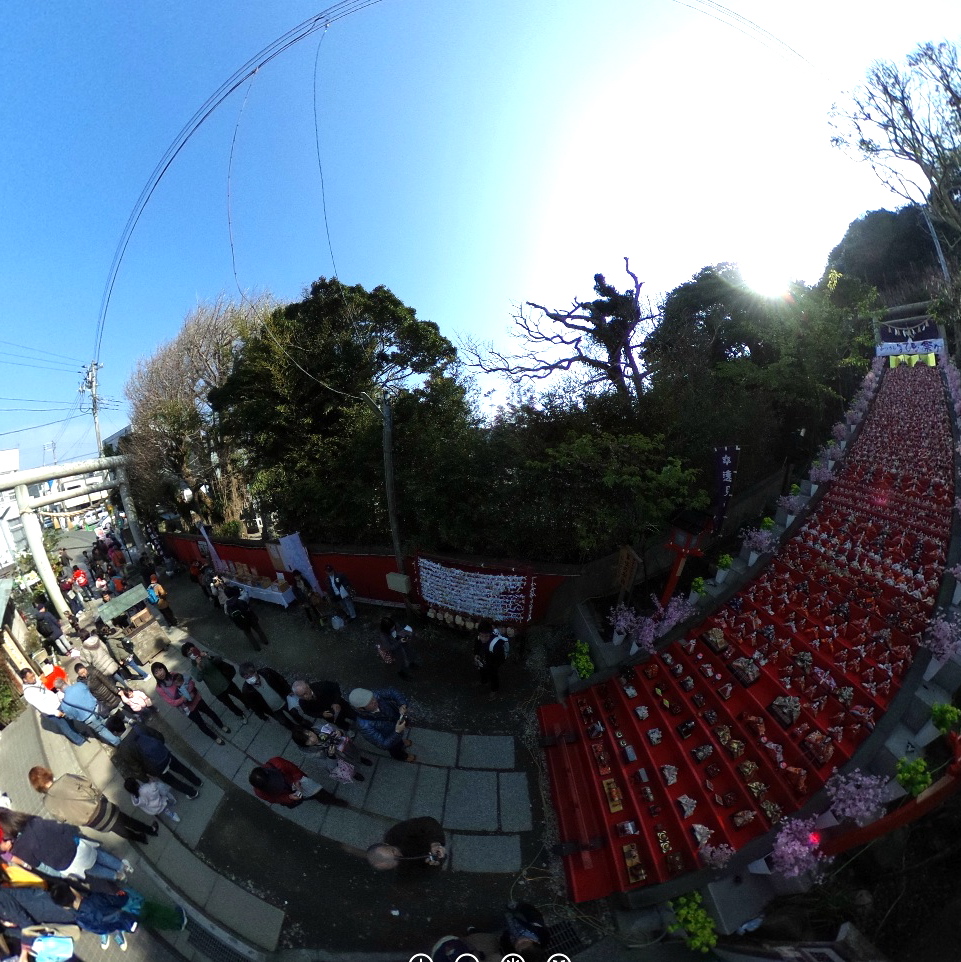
[224,587,270,650]
[120,723,202,798]
[348,687,415,762]
[366,816,446,875]
[0,880,78,930]
[34,603,67,657]
[238,663,301,730]
[474,620,510,700]
[289,679,353,731]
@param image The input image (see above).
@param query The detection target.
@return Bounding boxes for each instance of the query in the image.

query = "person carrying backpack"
[146,576,177,628]
[34,605,68,658]
[223,587,269,650]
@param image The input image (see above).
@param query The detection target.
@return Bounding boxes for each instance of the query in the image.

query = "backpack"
[36,618,54,639]
[145,584,159,604]
[226,599,251,629]
[31,935,75,962]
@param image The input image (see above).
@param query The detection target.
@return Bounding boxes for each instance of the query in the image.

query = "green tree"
[211,277,466,545]
[523,431,707,559]
[826,206,945,304]
[646,265,876,487]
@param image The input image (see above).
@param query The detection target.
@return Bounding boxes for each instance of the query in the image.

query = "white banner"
[416,557,535,622]
[876,338,943,356]
[196,522,225,573]
[277,532,320,591]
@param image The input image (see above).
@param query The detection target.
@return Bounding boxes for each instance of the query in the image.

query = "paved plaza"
[6,533,568,960]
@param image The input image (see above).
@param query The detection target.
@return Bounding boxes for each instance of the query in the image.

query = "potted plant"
[770,816,824,879]
[741,527,775,565]
[570,640,595,681]
[824,768,889,826]
[698,842,734,870]
[922,613,961,678]
[714,554,733,584]
[688,576,706,602]
[667,892,718,953]
[895,756,932,797]
[930,702,961,736]
[808,462,835,494]
[777,493,806,526]
[760,516,775,531]
[608,603,638,646]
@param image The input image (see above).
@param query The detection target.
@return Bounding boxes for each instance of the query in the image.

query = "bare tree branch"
[462,258,658,411]
[123,293,275,523]
[831,41,961,252]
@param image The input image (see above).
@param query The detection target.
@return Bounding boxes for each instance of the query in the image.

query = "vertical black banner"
[713,445,740,529]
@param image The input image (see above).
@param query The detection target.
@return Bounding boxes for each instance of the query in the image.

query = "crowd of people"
[14,543,537,961]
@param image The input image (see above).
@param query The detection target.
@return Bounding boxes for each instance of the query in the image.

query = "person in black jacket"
[289,679,353,732]
[238,663,302,730]
[119,723,202,798]
[223,587,270,650]
[0,812,128,882]
[0,866,78,930]
[473,620,510,700]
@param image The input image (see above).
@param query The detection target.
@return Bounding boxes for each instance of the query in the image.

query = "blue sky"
[1,0,958,469]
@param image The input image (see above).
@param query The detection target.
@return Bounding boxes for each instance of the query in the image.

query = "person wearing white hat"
[347,688,415,762]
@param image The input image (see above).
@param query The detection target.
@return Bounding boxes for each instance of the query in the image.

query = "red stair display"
[539,363,955,902]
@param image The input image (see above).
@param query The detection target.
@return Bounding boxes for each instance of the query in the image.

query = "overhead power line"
[0,339,85,365]
[0,413,87,438]
[94,0,387,363]
[0,396,87,404]
[671,0,814,70]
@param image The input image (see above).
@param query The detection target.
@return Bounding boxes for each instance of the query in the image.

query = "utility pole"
[380,395,415,614]
[82,362,104,456]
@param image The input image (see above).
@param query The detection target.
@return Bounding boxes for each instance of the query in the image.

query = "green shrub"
[930,702,961,735]
[691,577,706,594]
[570,640,595,680]
[896,756,932,797]
[213,520,243,539]
[761,516,775,530]
[668,892,718,953]
[717,554,733,570]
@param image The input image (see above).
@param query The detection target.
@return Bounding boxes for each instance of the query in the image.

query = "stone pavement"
[7,545,553,960]
[145,641,534,897]
[0,709,184,962]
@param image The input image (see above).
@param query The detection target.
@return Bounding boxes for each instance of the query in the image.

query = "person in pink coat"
[151,662,231,745]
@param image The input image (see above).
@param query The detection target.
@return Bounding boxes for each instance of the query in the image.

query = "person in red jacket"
[248,757,348,809]
[71,565,93,601]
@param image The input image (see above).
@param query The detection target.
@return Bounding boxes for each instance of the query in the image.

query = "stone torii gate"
[2,456,145,620]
